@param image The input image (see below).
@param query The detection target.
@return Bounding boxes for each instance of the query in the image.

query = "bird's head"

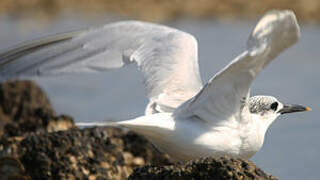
[249,95,311,126]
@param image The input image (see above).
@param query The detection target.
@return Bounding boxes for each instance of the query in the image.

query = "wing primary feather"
[0,30,84,67]
[0,21,203,114]
[12,44,84,75]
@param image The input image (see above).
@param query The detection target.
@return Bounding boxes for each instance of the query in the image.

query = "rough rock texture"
[15,127,171,180]
[0,80,75,137]
[129,156,279,180]
[0,157,30,180]
[0,126,172,180]
[0,80,77,179]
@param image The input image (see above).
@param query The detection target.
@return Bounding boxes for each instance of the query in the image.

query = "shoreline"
[0,0,319,23]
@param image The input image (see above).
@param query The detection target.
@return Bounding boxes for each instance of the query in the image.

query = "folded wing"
[0,21,203,114]
[175,10,300,125]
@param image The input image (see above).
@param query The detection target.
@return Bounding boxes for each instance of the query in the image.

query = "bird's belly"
[138,118,262,161]
[148,126,248,161]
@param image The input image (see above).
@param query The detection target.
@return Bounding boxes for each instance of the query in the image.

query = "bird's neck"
[238,114,271,158]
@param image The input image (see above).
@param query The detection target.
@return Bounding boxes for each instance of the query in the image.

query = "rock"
[0,80,75,137]
[0,80,76,167]
[0,80,54,126]
[0,157,30,180]
[121,131,172,166]
[15,127,171,180]
[129,156,279,180]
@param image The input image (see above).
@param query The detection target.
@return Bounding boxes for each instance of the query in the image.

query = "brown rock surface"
[0,157,30,180]
[16,127,171,179]
[0,80,75,137]
[129,156,279,180]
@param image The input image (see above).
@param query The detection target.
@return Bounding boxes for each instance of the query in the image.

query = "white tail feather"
[75,113,173,135]
[75,121,118,127]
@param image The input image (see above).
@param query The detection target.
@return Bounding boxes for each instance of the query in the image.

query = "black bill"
[279,104,311,114]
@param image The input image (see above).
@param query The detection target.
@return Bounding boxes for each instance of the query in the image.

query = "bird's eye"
[270,102,278,111]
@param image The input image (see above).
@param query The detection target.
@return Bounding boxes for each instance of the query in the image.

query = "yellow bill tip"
[305,107,312,111]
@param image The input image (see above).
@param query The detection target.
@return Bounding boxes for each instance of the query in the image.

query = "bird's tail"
[74,115,159,128]
[76,113,174,146]
[75,120,119,128]
[75,113,173,132]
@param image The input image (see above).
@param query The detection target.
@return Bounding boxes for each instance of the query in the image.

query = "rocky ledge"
[0,80,278,180]
[129,156,279,180]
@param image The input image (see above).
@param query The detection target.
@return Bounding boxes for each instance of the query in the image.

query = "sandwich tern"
[0,10,310,161]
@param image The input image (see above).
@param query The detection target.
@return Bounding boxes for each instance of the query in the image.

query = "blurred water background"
[0,1,319,179]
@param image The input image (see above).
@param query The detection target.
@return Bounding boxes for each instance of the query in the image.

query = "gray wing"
[0,21,203,114]
[175,10,300,124]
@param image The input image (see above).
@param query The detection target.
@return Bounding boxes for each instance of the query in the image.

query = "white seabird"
[0,10,310,161]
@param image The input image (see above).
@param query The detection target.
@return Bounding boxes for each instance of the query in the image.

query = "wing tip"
[248,9,300,50]
[252,9,300,37]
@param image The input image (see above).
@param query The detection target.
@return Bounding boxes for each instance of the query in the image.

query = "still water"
[0,13,319,179]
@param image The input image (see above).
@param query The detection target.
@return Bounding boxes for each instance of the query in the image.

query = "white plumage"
[0,10,310,161]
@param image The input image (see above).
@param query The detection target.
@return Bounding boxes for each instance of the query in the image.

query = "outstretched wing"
[175,10,300,125]
[0,21,203,114]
